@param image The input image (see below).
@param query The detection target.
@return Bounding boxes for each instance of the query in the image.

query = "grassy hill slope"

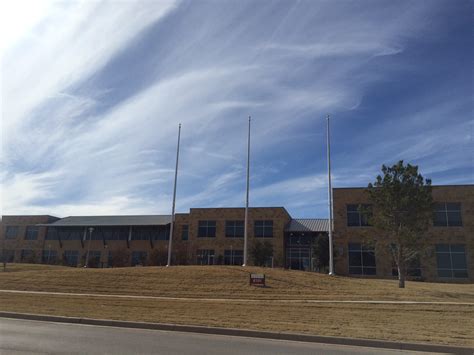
[1,264,473,346]
[1,263,473,302]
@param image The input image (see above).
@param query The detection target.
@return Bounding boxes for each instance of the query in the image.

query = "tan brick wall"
[333,185,474,282]
[173,207,291,266]
[1,215,58,263]
[1,207,291,267]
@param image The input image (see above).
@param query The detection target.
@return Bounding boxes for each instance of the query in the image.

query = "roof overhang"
[38,215,172,227]
[285,219,329,233]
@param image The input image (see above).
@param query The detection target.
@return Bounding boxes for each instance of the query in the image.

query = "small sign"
[249,273,265,287]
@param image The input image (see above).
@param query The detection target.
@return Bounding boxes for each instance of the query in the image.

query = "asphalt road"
[0,318,432,355]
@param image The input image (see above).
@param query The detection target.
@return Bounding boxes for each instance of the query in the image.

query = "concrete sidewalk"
[1,289,473,305]
[0,311,472,354]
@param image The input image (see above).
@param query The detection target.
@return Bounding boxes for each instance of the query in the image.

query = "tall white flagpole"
[243,116,251,267]
[167,123,181,267]
[326,115,334,275]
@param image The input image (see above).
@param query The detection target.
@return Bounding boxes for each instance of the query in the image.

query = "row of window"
[4,221,274,241]
[6,249,247,267]
[191,220,274,238]
[4,203,463,242]
[5,226,39,240]
[4,242,469,278]
[348,243,468,278]
[195,249,245,265]
[44,227,170,241]
[14,249,143,267]
[346,202,463,227]
[2,249,88,267]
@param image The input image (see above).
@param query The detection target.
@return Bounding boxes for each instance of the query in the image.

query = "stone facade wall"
[333,185,474,282]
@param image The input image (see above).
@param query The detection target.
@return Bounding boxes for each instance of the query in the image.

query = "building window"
[45,228,59,240]
[42,250,58,264]
[58,228,84,241]
[198,221,216,238]
[63,250,79,267]
[20,249,34,262]
[347,204,372,227]
[224,249,243,265]
[348,243,376,275]
[433,203,462,227]
[131,251,147,266]
[155,227,170,241]
[392,258,421,277]
[286,233,313,246]
[131,227,150,240]
[86,251,102,268]
[3,250,15,262]
[25,226,39,240]
[95,227,129,240]
[254,220,273,238]
[181,225,189,240]
[132,227,170,240]
[5,226,19,239]
[197,249,215,265]
[436,244,468,278]
[107,252,113,268]
[286,248,311,271]
[225,220,244,238]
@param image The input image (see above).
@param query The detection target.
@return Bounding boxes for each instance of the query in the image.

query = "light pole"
[243,116,251,266]
[84,227,94,268]
[326,115,334,275]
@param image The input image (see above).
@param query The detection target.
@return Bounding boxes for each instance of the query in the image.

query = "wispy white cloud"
[2,0,178,160]
[1,0,471,218]
[264,42,404,59]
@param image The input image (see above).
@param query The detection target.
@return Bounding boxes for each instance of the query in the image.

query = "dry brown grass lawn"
[1,263,474,301]
[0,264,473,346]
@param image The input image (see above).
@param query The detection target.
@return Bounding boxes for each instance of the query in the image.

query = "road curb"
[1,311,472,354]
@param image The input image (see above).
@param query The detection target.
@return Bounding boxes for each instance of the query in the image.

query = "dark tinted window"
[254,220,273,238]
[42,250,58,264]
[63,250,79,267]
[5,226,19,239]
[225,220,244,238]
[346,205,372,227]
[20,249,34,261]
[433,203,462,227]
[348,243,376,275]
[131,251,147,266]
[25,226,39,240]
[436,244,468,278]
[197,249,215,265]
[198,221,216,238]
[224,249,243,265]
[3,250,15,262]
[181,225,189,240]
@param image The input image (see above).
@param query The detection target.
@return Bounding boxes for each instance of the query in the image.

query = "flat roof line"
[334,184,474,190]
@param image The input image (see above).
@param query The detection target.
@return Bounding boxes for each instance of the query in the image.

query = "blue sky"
[1,0,472,218]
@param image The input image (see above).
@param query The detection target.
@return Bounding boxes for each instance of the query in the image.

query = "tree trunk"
[398,264,406,288]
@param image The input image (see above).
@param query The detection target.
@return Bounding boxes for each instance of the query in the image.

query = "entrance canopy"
[285,219,329,233]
